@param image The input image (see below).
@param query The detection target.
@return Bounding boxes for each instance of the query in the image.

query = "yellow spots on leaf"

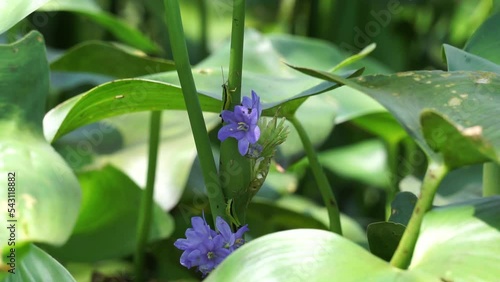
[460,94,468,99]
[448,97,462,107]
[115,95,124,99]
[462,126,483,140]
[198,68,213,74]
[440,73,451,78]
[396,72,415,77]
[475,77,490,84]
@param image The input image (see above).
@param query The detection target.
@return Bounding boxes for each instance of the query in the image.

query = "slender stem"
[134,111,162,282]
[483,162,500,196]
[390,160,449,269]
[219,0,252,227]
[227,0,246,108]
[164,0,229,225]
[385,141,399,220]
[290,116,342,235]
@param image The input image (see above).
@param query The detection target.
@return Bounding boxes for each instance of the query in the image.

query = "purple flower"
[174,215,250,276]
[216,217,249,252]
[218,90,262,156]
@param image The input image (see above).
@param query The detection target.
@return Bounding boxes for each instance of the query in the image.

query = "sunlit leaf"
[0,0,50,34]
[0,32,81,254]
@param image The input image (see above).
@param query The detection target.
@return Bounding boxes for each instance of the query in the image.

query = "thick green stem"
[290,116,342,235]
[134,111,162,282]
[390,160,449,269]
[164,0,228,224]
[219,0,252,227]
[227,0,245,107]
[483,162,500,196]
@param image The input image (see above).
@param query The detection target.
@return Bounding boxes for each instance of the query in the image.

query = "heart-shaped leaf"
[0,31,81,253]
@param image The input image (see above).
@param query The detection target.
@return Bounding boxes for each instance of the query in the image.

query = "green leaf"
[246,200,328,238]
[367,222,406,262]
[388,191,417,226]
[39,0,159,53]
[0,0,50,34]
[409,196,500,281]
[50,41,175,78]
[1,244,75,282]
[293,139,390,188]
[42,79,219,142]
[206,229,437,281]
[443,44,500,73]
[42,165,174,262]
[464,12,500,65]
[0,32,81,252]
[287,66,500,167]
[351,112,407,144]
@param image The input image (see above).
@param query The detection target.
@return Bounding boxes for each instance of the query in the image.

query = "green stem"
[483,162,500,196]
[390,159,449,269]
[219,0,252,227]
[290,116,342,235]
[134,111,162,282]
[385,141,399,220]
[227,0,245,107]
[164,0,228,225]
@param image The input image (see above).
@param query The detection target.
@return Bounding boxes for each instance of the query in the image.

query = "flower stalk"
[289,115,342,235]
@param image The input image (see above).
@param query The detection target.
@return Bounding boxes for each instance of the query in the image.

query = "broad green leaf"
[443,44,500,73]
[352,112,407,144]
[410,196,500,281]
[50,41,175,78]
[0,0,50,34]
[0,32,81,253]
[288,66,500,167]
[274,195,367,245]
[367,222,406,261]
[293,139,390,188]
[42,165,174,262]
[388,192,417,226]
[206,229,437,281]
[39,0,159,53]
[1,244,75,282]
[464,12,500,65]
[246,200,328,238]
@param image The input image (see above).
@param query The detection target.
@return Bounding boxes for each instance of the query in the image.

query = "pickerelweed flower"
[174,215,249,276]
[218,90,262,156]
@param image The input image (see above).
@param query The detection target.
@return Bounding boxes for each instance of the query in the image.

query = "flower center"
[237,122,249,131]
[207,251,215,259]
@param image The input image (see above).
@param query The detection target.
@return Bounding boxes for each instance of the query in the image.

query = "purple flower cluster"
[174,215,249,276]
[218,90,262,156]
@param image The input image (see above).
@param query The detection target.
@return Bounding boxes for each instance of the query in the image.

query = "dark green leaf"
[42,165,174,262]
[464,12,500,65]
[367,222,406,261]
[39,0,159,52]
[443,44,500,73]
[50,41,175,78]
[388,191,417,226]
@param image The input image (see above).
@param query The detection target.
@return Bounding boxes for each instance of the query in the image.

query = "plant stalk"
[483,162,500,196]
[134,111,162,282]
[290,115,342,234]
[390,159,449,269]
[164,0,228,224]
